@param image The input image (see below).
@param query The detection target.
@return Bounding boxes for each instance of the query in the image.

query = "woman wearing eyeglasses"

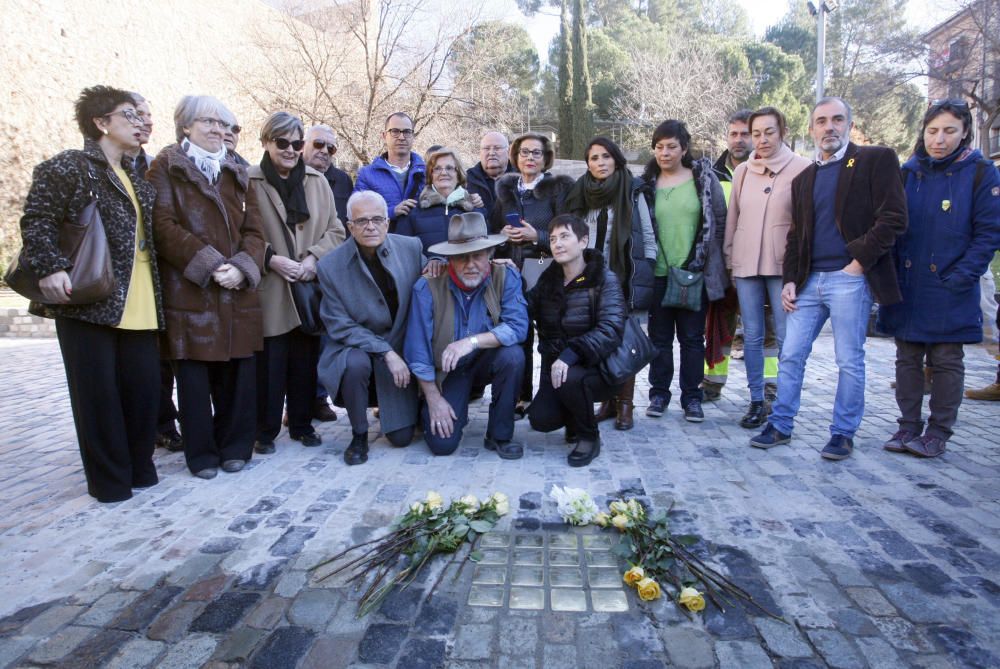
[492,132,574,417]
[877,99,1000,458]
[148,95,266,480]
[248,111,346,455]
[396,148,486,263]
[18,85,164,502]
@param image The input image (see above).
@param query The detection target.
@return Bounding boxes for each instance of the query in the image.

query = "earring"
[103,128,109,135]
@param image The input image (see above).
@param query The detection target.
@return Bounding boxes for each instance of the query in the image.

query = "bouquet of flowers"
[549,486,600,526]
[311,490,509,616]
[593,496,780,619]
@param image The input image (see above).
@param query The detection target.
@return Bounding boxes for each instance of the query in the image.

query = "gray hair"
[260,111,304,143]
[346,190,388,221]
[306,124,338,144]
[173,95,233,142]
[810,96,853,128]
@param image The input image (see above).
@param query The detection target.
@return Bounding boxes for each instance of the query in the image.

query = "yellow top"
[114,165,158,330]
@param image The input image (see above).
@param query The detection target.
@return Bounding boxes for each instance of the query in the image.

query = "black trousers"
[520,325,535,403]
[157,360,179,434]
[648,277,707,407]
[529,363,617,440]
[895,339,965,441]
[55,317,159,503]
[256,329,320,442]
[175,356,256,473]
[341,349,414,447]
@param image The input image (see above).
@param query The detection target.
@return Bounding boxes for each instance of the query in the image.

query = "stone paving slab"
[0,335,999,668]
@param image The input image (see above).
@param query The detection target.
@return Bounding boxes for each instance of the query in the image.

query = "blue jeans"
[734,276,786,401]
[768,271,873,438]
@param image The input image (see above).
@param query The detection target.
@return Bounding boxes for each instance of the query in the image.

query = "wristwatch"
[469,335,479,350]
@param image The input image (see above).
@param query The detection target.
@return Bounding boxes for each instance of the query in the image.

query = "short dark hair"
[916,99,974,155]
[749,106,788,138]
[75,85,137,140]
[384,111,413,129]
[645,119,694,176]
[727,109,753,125]
[810,96,853,128]
[548,213,588,243]
[511,132,555,172]
[583,136,627,172]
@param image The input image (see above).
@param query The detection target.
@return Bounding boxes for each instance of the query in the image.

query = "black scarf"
[261,152,310,228]
[565,168,633,277]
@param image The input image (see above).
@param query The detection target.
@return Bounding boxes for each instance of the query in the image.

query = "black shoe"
[683,399,704,423]
[821,434,854,461]
[314,399,338,422]
[156,429,184,452]
[750,424,791,449]
[513,401,530,421]
[221,459,245,473]
[646,396,668,418]
[739,401,768,429]
[568,437,600,467]
[291,432,322,447]
[193,467,218,480]
[344,433,369,466]
[701,383,722,402]
[485,436,524,460]
[254,440,275,455]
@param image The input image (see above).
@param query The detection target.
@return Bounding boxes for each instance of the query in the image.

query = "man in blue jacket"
[404,213,528,459]
[354,112,426,224]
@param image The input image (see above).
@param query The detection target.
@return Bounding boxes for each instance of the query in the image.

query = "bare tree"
[230,0,485,165]
[611,42,753,156]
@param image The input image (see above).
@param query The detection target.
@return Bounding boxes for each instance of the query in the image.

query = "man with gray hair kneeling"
[404,213,529,458]
[317,191,425,465]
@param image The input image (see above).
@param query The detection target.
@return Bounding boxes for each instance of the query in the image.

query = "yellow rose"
[636,577,662,601]
[623,566,645,586]
[459,494,480,510]
[594,512,610,527]
[609,500,628,514]
[678,587,706,612]
[425,491,444,510]
[611,514,629,531]
[627,499,643,517]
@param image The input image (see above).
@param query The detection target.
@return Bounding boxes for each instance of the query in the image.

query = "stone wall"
[0,0,338,272]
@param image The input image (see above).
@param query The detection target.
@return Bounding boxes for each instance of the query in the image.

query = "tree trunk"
[558,0,574,158]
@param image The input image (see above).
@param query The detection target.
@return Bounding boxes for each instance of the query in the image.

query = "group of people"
[16,85,1000,504]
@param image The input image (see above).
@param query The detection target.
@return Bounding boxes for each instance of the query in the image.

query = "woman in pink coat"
[723,107,811,429]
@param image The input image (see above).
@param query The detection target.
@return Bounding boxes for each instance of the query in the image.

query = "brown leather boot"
[595,400,617,422]
[614,376,636,431]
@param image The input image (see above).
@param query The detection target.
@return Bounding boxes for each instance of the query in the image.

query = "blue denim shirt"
[404,265,529,382]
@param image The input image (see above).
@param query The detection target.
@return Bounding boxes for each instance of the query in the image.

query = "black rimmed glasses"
[350,216,388,229]
[105,109,144,126]
[930,98,969,109]
[518,148,543,159]
[312,140,337,154]
[386,128,414,138]
[231,125,242,134]
[195,117,232,130]
[273,138,306,151]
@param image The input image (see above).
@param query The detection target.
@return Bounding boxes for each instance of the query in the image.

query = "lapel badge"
[846,158,855,168]
[991,186,999,197]
[941,199,951,211]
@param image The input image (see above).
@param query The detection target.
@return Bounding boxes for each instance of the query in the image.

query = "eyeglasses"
[518,148,543,159]
[273,138,305,151]
[105,109,144,126]
[349,216,388,229]
[930,98,969,109]
[231,125,242,134]
[312,140,337,154]
[480,144,506,154]
[195,117,232,130]
[386,128,414,138]
[432,165,457,174]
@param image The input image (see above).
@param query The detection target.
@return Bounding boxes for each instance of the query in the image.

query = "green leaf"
[674,534,699,547]
[469,550,483,562]
[469,520,494,534]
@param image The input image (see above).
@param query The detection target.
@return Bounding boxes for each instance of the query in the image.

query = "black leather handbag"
[600,315,658,386]
[277,223,324,336]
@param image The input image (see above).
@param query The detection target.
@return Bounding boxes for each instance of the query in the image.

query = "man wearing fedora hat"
[404,212,529,458]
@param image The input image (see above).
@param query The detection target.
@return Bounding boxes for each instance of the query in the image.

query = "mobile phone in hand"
[505,212,524,228]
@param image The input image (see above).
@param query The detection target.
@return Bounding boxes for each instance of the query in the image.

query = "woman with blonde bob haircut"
[723,106,811,429]
[248,111,345,455]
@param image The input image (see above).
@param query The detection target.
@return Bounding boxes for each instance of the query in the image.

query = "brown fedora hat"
[427,212,507,256]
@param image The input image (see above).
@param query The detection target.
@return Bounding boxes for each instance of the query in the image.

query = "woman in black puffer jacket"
[526,214,626,467]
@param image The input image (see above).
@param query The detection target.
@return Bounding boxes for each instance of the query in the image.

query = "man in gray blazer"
[317,191,425,465]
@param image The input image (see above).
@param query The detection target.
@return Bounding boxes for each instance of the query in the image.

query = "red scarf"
[448,264,479,293]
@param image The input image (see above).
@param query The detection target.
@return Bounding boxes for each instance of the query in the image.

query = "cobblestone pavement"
[1,334,999,669]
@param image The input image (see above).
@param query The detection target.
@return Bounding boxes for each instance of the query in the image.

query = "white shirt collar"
[815,143,849,166]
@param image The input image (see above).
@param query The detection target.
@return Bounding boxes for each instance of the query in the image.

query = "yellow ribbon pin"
[846,158,855,168]
[942,200,951,211]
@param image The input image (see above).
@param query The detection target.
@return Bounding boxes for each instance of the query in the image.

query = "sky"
[497,0,963,67]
